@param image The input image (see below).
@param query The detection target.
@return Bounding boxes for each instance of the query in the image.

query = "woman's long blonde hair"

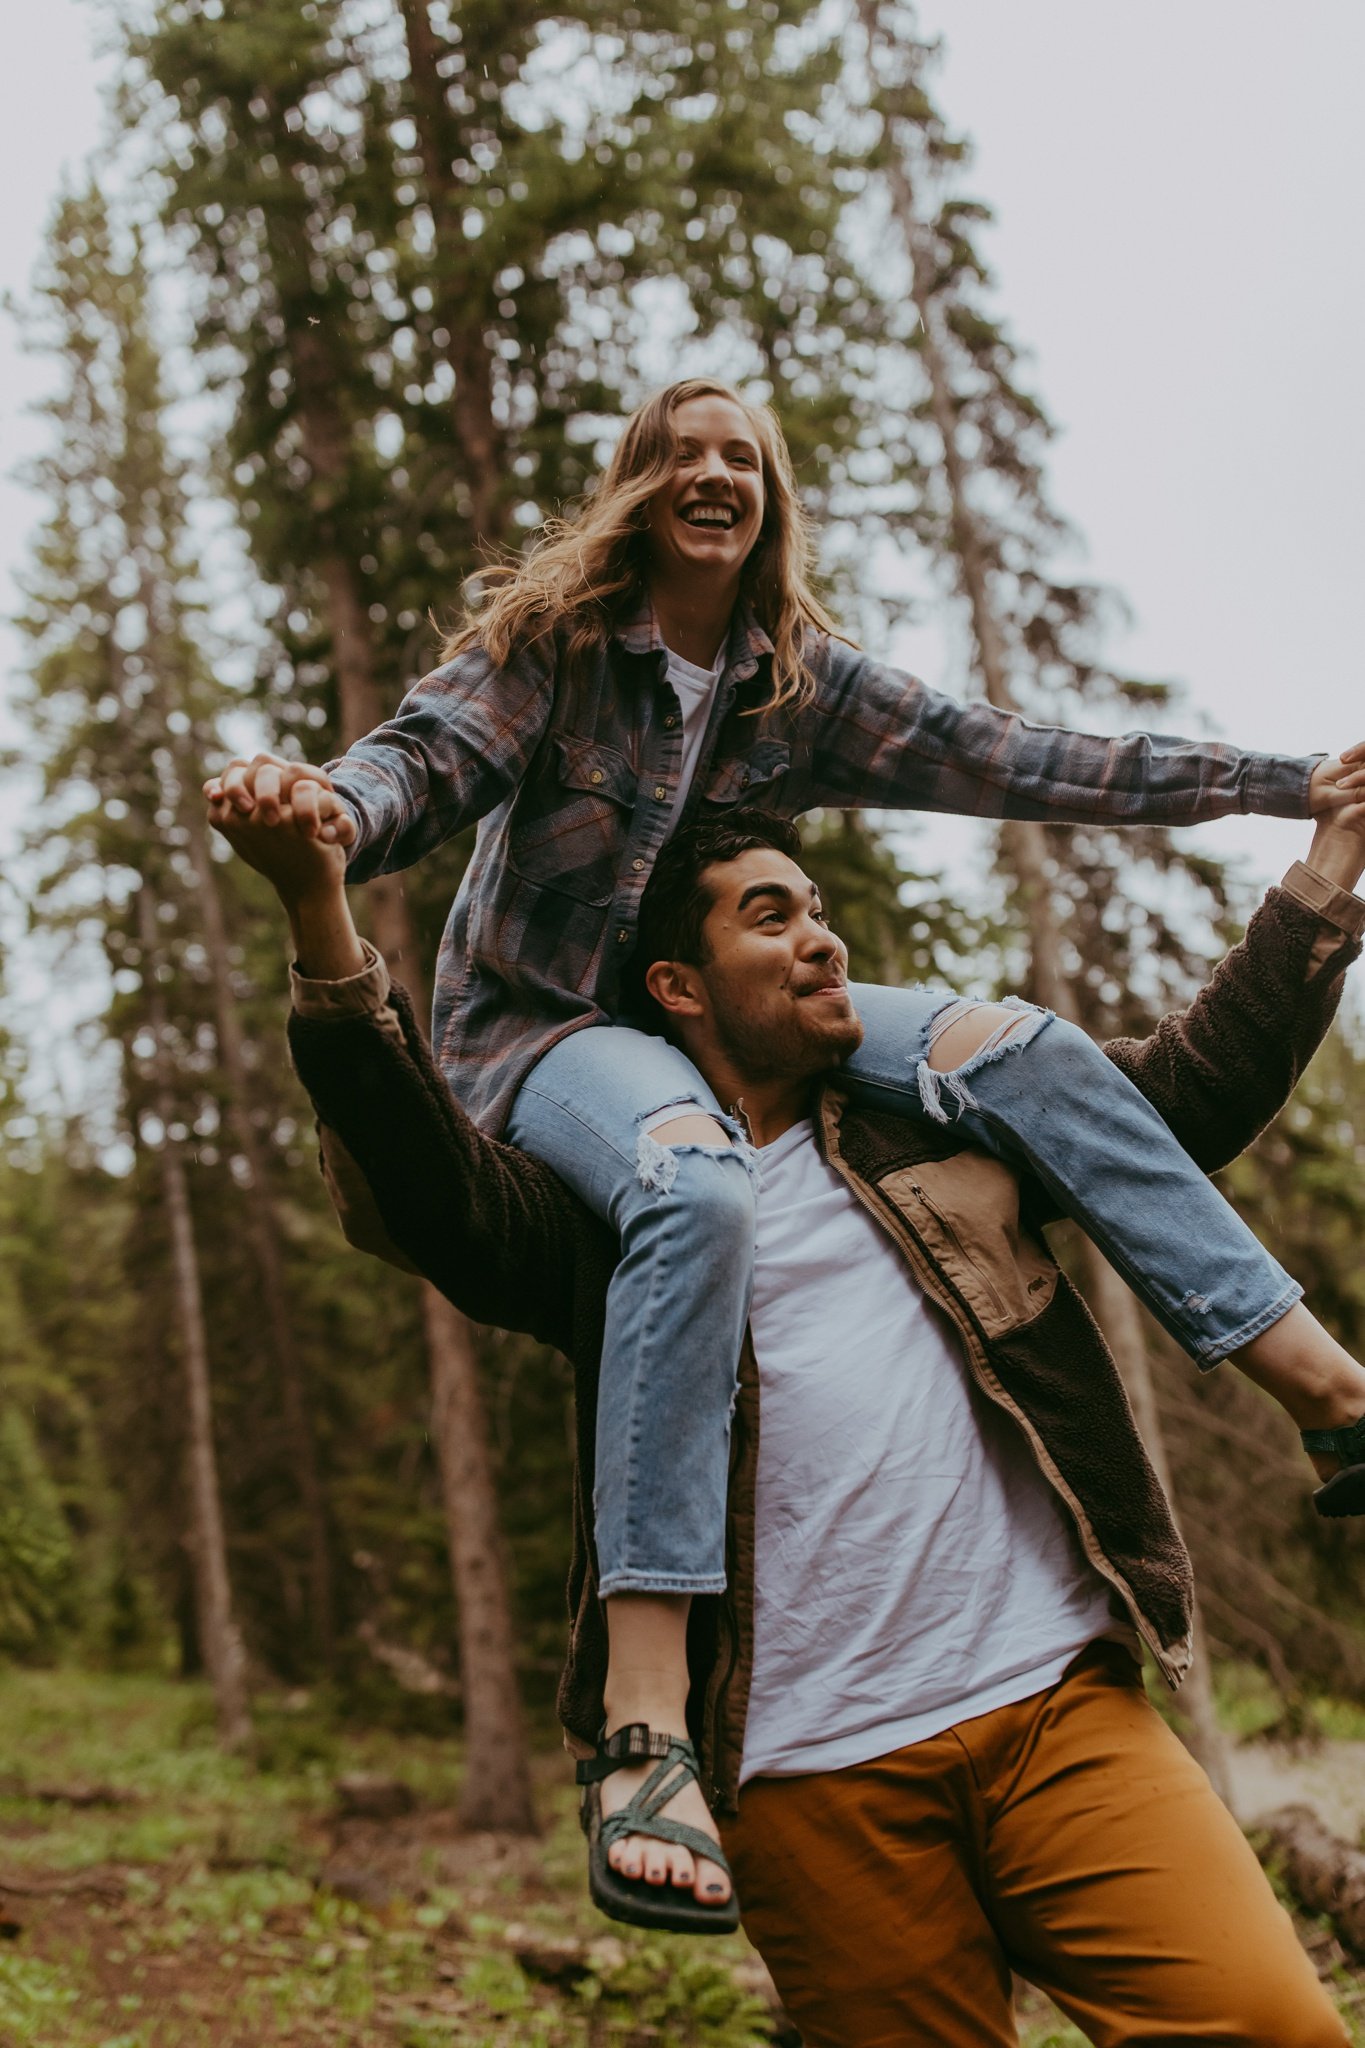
[441,379,842,714]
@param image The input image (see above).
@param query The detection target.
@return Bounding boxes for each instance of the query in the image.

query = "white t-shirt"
[740,1118,1121,1784]
[662,644,723,839]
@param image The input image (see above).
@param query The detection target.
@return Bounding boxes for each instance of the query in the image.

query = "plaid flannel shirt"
[327,601,1317,1133]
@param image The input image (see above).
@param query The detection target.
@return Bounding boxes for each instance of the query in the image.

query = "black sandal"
[1301,1413,1365,1517]
[576,1724,740,1935]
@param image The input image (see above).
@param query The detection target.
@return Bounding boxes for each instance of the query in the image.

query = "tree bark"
[1080,1253,1233,1804]
[868,23,1233,1799]
[184,809,336,1670]
[292,349,534,1829]
[423,1287,536,1829]
[397,0,510,548]
[1257,1805,1365,1960]
[137,885,251,1750]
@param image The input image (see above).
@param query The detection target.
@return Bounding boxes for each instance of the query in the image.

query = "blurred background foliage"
[2,0,1362,1750]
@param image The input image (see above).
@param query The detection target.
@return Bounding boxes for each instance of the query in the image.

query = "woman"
[207,379,1364,1931]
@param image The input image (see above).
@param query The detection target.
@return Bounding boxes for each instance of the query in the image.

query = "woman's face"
[643,395,766,589]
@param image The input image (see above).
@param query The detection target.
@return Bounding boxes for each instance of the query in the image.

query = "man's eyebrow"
[735,879,820,914]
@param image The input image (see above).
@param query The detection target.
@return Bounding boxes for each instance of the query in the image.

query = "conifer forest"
[2,4,1364,2043]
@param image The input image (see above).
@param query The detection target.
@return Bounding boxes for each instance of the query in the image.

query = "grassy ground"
[0,1668,1360,2047]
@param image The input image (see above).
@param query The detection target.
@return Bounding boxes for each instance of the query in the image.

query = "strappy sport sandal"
[1301,1413,1365,1517]
[576,1723,740,1935]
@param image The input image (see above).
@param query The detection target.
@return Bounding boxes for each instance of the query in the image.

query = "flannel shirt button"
[632,858,646,872]
[654,784,667,801]
[664,715,678,729]
[740,771,751,789]
[589,769,604,784]
[617,929,629,944]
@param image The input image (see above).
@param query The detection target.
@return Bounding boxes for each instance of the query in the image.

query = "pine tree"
[842,0,1247,1790]
[128,0,538,1824]
[0,1405,76,1659]
[122,0,875,1827]
[11,190,276,1740]
[135,880,251,1745]
[0,999,66,1658]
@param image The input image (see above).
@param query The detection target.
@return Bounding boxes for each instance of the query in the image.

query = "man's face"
[644,395,766,587]
[690,848,864,1081]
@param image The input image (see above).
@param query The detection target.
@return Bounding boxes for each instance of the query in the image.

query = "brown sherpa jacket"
[287,867,1362,1817]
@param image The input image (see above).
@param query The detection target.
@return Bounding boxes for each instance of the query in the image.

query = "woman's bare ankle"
[603,1591,693,1737]
[1234,1303,1365,1431]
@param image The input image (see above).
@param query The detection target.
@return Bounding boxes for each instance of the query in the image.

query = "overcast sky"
[1,1,1362,1034]
[914,0,1365,891]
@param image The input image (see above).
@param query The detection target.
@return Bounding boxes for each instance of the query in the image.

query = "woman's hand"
[203,752,356,844]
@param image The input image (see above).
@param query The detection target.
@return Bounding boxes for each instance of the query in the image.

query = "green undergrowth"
[1213,1658,1365,1745]
[0,1665,1360,2046]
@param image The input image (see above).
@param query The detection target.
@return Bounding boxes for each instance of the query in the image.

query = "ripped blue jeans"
[505,985,1300,1597]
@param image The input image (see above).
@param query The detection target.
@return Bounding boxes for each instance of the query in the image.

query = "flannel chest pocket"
[509,734,637,905]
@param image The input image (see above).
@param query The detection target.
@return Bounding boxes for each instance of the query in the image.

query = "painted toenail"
[706,1883,726,1896]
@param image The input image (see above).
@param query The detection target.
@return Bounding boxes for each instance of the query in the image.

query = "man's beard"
[713,994,864,1086]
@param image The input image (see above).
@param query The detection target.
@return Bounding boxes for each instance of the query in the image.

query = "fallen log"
[0,1869,126,1900]
[500,1923,800,2041]
[1257,1804,1365,1960]
[315,1861,407,1910]
[0,1777,137,1808]
[502,1922,627,1988]
[33,1782,139,1809]
[332,1773,417,1821]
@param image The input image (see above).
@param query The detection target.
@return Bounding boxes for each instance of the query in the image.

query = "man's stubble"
[710,980,865,1092]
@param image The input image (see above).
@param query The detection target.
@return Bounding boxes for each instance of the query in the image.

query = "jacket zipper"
[706,1598,741,1812]
[706,1392,748,1809]
[909,1180,1009,1322]
[819,1126,1183,1685]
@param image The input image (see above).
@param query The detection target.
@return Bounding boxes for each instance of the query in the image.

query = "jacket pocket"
[701,739,791,810]
[508,733,636,906]
[883,1154,1059,1339]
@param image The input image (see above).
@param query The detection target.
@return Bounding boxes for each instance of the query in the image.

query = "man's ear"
[644,957,706,1022]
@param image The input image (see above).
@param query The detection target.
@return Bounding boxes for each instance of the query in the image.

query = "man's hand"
[1308,743,1365,817]
[204,752,356,844]
[206,786,370,981]
[1305,793,1365,894]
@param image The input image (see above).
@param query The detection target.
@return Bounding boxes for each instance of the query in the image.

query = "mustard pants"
[722,1647,1345,2048]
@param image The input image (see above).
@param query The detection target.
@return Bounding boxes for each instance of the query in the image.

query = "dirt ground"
[2,1670,1362,2048]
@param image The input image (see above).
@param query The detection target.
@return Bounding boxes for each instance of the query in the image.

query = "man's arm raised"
[1102,803,1365,1172]
[1094,806,1365,1507]
[209,794,607,1357]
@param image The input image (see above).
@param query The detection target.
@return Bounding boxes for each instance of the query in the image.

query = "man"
[237,797,1365,2046]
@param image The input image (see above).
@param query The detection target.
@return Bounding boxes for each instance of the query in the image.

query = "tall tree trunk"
[1081,1257,1232,1800]
[294,349,535,1830]
[397,0,511,549]
[868,31,1233,1799]
[137,885,251,1750]
[184,808,336,1670]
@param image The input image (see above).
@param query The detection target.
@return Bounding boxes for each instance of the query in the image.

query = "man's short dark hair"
[623,810,803,1019]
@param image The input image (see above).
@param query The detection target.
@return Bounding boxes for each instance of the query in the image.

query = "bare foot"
[599,1596,731,1907]
[600,1733,732,1906]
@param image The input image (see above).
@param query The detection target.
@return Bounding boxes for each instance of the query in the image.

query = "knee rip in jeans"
[917,995,1052,1125]
[634,1099,756,1195]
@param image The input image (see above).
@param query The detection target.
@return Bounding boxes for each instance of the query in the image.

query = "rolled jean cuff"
[1190,1278,1304,1370]
[597,1569,729,1600]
